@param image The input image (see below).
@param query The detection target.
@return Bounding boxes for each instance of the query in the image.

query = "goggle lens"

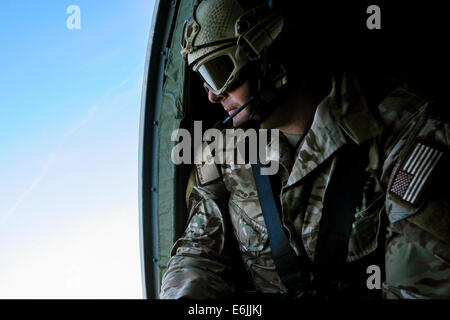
[198,55,235,93]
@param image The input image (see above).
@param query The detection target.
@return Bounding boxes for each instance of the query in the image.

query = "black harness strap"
[251,141,368,298]
[312,142,368,297]
[251,162,310,294]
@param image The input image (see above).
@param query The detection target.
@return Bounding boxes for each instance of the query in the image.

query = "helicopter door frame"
[139,0,181,299]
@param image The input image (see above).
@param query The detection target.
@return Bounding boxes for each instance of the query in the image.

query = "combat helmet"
[181,0,286,119]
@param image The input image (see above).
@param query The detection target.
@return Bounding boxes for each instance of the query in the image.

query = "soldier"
[160,0,450,299]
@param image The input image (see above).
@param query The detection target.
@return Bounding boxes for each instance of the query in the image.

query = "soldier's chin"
[232,113,250,128]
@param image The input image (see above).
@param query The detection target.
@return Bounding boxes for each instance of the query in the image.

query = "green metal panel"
[155,0,198,295]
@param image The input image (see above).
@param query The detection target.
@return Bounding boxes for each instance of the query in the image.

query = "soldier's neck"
[260,90,323,135]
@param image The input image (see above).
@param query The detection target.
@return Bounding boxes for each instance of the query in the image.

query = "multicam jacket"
[160,72,450,299]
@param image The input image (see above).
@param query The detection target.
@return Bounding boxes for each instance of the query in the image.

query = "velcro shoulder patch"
[389,141,445,207]
[194,142,221,186]
[196,162,221,186]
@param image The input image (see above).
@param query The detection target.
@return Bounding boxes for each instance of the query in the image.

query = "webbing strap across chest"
[251,142,367,297]
[312,142,368,297]
[251,162,310,293]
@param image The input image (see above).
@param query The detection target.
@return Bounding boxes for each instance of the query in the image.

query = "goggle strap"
[188,37,237,53]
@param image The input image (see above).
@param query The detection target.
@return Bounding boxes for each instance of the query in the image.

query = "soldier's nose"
[208,90,226,104]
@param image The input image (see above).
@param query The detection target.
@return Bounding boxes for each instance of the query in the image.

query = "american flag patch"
[389,142,444,206]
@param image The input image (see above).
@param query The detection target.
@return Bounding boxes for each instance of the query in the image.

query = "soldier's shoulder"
[376,84,427,127]
[423,100,449,122]
[374,83,449,158]
[377,83,448,126]
[381,84,449,232]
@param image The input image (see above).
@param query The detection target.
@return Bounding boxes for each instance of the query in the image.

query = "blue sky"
[0,0,156,298]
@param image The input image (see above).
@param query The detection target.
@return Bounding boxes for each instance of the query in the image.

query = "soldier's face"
[207,81,251,127]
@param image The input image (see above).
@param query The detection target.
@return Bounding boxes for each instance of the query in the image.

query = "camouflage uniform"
[160,71,450,299]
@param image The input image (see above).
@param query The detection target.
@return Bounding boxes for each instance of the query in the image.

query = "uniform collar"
[332,71,384,144]
[285,71,384,187]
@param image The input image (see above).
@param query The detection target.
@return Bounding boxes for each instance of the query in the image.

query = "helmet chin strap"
[248,78,272,122]
[247,46,289,124]
[248,66,288,124]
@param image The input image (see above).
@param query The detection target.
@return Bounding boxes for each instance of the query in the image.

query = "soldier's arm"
[382,99,450,299]
[160,163,235,299]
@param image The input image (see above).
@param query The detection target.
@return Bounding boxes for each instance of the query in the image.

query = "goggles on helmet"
[181,4,284,96]
[193,44,248,95]
[181,18,245,95]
